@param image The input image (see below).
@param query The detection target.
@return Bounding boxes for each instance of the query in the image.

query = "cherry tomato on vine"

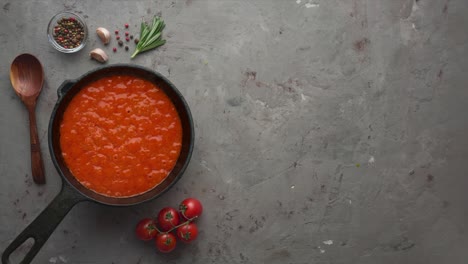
[135,218,158,241]
[176,222,199,243]
[179,198,203,220]
[155,233,177,253]
[157,207,180,231]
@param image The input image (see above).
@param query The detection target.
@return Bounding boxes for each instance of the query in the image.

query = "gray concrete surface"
[1,0,467,263]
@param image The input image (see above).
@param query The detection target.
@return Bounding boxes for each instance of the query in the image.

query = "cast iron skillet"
[2,65,194,264]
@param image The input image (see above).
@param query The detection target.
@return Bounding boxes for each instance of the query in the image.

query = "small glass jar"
[47,12,88,53]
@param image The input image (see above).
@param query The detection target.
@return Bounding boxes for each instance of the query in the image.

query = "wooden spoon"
[10,54,45,184]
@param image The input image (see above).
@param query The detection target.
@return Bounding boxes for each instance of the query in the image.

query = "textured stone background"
[1,0,467,263]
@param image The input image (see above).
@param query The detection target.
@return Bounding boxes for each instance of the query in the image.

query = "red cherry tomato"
[176,222,199,243]
[157,207,180,231]
[155,233,177,253]
[135,218,158,241]
[179,198,203,220]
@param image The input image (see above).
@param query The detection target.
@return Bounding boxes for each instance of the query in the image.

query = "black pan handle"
[57,79,77,99]
[2,183,86,264]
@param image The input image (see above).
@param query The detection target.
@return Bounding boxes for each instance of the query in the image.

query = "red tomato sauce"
[60,75,182,197]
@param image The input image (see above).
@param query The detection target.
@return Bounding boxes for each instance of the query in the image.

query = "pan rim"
[48,64,195,206]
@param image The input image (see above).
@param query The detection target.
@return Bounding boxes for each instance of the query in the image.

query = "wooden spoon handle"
[27,104,45,184]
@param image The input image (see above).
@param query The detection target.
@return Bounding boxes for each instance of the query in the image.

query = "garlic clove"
[96,27,110,45]
[90,48,108,63]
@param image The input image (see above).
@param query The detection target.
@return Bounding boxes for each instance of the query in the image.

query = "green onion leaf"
[141,40,166,52]
[138,26,150,47]
[139,21,145,39]
[142,32,161,47]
